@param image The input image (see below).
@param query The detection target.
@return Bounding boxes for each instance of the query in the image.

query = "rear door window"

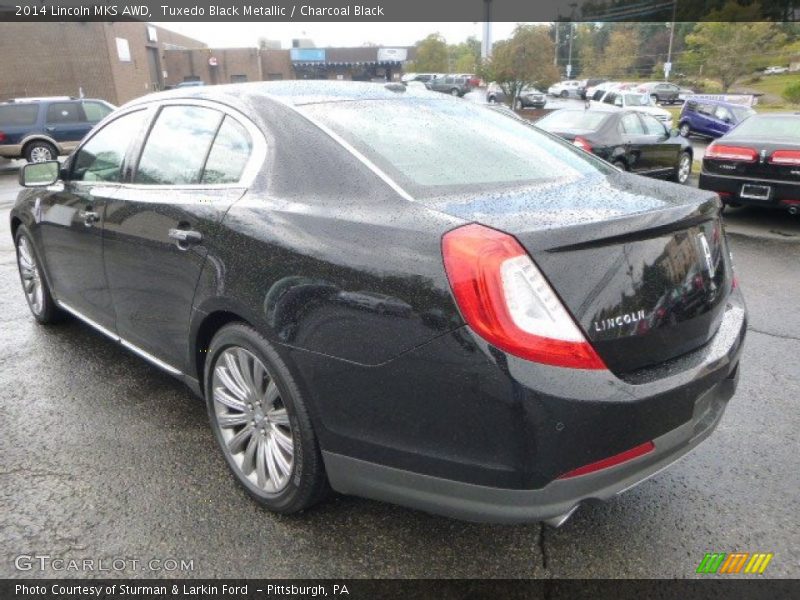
[620,113,645,135]
[201,116,253,184]
[641,114,667,136]
[134,105,222,185]
[0,104,39,126]
[46,102,84,124]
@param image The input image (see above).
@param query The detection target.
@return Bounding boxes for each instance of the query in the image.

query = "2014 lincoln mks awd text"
[11,82,746,526]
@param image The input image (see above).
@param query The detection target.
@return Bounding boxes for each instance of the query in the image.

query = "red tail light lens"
[0,131,6,143]
[769,150,800,166]
[557,441,655,479]
[705,145,757,162]
[441,224,606,370]
[572,136,592,152]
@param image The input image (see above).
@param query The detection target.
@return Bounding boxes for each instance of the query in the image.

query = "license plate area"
[740,184,771,200]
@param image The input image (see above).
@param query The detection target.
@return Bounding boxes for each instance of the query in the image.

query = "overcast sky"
[153,22,523,48]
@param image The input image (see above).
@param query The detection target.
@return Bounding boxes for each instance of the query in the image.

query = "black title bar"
[0,0,798,22]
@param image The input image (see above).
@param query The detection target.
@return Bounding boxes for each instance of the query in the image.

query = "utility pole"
[554,23,559,66]
[664,0,677,81]
[481,0,492,59]
[567,3,577,79]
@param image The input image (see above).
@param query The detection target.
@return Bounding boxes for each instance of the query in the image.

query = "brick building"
[0,22,206,105]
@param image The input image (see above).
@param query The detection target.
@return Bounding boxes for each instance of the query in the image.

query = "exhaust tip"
[542,505,579,528]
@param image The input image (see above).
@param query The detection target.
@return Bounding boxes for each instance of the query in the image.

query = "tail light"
[0,131,6,143]
[572,136,592,152]
[769,150,800,166]
[705,144,757,162]
[441,223,606,370]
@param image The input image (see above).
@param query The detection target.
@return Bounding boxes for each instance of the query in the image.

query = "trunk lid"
[429,174,733,374]
[703,138,800,184]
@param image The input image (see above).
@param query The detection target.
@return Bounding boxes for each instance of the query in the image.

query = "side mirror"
[19,161,60,187]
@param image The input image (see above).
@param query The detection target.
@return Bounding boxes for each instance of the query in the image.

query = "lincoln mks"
[11,82,746,525]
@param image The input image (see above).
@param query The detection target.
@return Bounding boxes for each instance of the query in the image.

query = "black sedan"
[11,82,745,526]
[699,113,800,214]
[536,108,694,184]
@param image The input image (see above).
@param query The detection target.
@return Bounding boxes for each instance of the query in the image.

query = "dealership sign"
[290,48,326,62]
[687,93,758,106]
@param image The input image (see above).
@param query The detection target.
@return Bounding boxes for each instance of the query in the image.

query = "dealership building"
[0,23,415,106]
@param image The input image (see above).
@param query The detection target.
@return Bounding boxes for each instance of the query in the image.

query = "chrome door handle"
[79,210,99,226]
[168,228,203,245]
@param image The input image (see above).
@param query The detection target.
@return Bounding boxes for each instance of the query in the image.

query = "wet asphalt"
[0,169,798,579]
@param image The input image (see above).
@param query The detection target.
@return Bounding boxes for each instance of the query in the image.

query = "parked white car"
[548,80,583,98]
[763,66,788,75]
[592,90,674,128]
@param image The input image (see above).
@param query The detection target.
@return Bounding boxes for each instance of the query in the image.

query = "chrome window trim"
[57,300,183,376]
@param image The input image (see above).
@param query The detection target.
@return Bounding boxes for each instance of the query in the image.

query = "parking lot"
[1,161,798,578]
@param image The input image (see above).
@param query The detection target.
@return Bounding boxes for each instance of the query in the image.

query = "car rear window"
[0,104,39,126]
[726,116,800,140]
[536,110,610,132]
[301,98,610,198]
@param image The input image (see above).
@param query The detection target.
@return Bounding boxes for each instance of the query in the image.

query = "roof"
[127,80,435,109]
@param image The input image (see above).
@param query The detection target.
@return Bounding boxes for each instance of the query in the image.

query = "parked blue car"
[0,97,115,162]
[678,98,755,139]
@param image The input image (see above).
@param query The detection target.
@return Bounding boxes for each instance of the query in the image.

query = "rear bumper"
[319,295,746,524]
[324,363,737,524]
[699,171,800,209]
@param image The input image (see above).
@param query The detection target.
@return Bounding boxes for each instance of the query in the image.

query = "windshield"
[623,94,652,107]
[536,110,611,132]
[727,115,800,140]
[301,99,612,199]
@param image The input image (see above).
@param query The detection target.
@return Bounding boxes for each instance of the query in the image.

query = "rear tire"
[450,88,460,97]
[679,123,691,137]
[650,94,659,105]
[674,151,692,184]
[24,140,57,163]
[204,323,328,514]
[14,225,63,324]
[613,160,627,171]
[560,90,568,98]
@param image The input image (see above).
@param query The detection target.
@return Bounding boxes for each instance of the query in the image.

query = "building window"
[116,37,131,62]
[147,26,158,42]
[230,74,248,83]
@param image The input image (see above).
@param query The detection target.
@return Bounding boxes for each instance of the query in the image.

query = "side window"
[620,113,645,135]
[697,103,715,116]
[685,100,697,112]
[82,102,113,123]
[71,110,147,182]
[201,116,253,184]
[134,105,222,185]
[46,102,84,124]
[641,114,667,136]
[603,93,617,105]
[0,104,39,126]
[714,106,733,122]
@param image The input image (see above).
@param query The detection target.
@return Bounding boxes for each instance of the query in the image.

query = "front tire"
[679,123,691,137]
[560,90,568,98]
[24,140,57,163]
[650,94,659,105]
[613,160,627,171]
[204,323,328,514]
[14,226,62,324]
[450,88,460,97]
[514,98,523,110]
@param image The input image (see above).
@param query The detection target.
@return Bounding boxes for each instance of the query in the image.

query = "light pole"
[664,0,677,81]
[481,0,492,59]
[567,3,577,79]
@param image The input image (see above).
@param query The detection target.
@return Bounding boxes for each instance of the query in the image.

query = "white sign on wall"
[377,48,407,62]
[116,37,131,62]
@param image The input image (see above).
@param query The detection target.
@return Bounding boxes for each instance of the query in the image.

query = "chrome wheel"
[212,347,294,494]
[29,146,52,162]
[677,153,692,183]
[17,236,44,315]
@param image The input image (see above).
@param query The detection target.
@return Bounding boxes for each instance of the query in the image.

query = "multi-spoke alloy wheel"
[676,152,692,184]
[17,235,44,316]
[212,347,295,493]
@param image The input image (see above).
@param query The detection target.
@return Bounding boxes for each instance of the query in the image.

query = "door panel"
[103,187,245,370]
[44,102,92,144]
[37,183,116,329]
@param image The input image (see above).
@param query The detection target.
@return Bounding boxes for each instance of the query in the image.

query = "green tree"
[410,33,448,72]
[481,24,559,107]
[685,2,785,91]
[449,36,481,73]
[596,26,640,78]
[783,80,800,106]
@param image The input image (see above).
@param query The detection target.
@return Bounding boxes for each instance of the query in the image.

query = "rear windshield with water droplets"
[300,98,612,199]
